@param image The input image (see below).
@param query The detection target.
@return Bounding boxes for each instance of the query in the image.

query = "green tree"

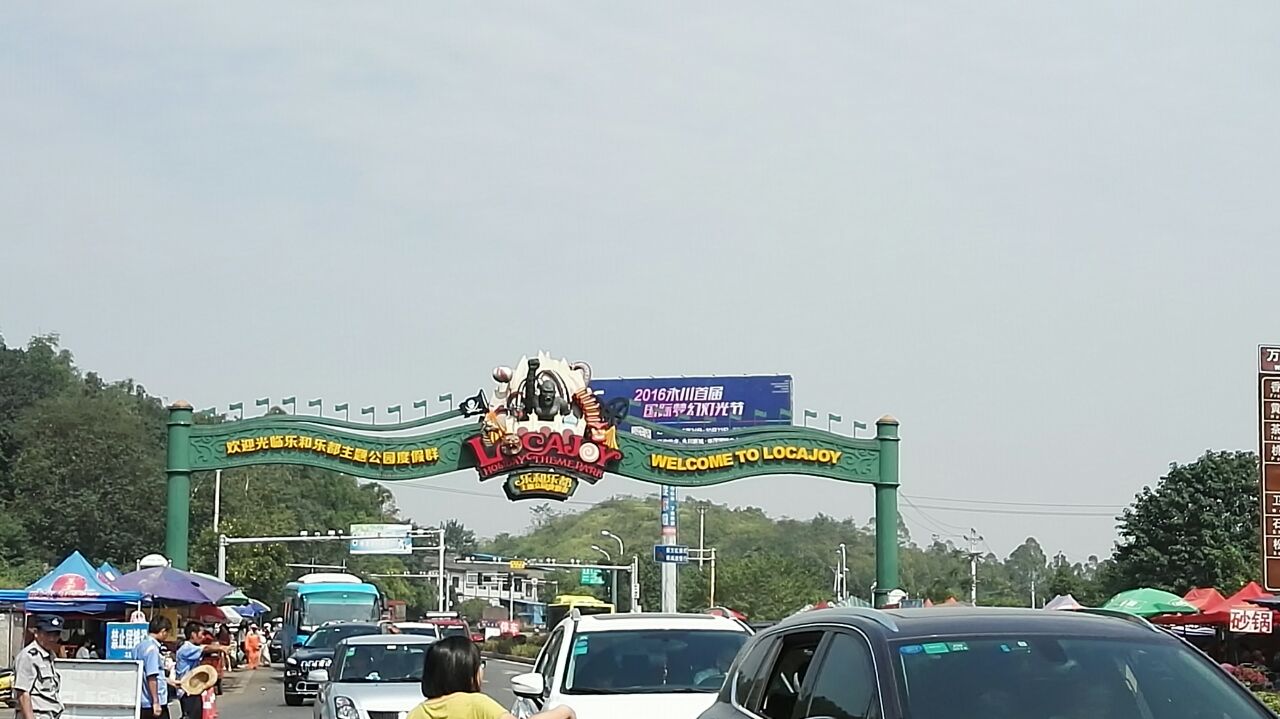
[6,385,166,566]
[457,598,490,624]
[1110,450,1259,594]
[443,519,478,555]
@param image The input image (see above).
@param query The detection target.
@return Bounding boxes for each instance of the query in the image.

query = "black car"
[283,622,382,706]
[698,606,1275,719]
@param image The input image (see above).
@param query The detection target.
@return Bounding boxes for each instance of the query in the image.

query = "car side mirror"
[511,672,545,698]
[306,669,329,683]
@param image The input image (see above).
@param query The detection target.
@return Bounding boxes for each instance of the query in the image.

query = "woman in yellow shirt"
[408,636,574,719]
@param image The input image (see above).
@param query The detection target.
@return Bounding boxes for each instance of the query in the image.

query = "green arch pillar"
[873,416,900,608]
[166,401,194,569]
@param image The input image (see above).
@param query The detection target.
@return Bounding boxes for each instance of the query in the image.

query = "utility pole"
[964,529,983,606]
[697,505,708,566]
[1030,568,1037,608]
[630,555,640,612]
[690,547,717,608]
[660,486,678,613]
[212,469,222,534]
[836,544,848,602]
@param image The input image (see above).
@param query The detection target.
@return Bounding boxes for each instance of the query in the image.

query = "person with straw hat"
[174,622,227,719]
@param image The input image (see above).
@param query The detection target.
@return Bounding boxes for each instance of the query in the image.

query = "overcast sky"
[4,3,1278,561]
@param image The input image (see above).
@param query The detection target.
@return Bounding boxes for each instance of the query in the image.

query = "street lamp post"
[600,530,626,609]
[590,545,617,606]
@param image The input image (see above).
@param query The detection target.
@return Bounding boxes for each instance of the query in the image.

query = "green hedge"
[1254,691,1280,713]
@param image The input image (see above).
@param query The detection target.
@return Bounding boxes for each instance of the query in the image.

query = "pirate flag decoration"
[459,391,489,418]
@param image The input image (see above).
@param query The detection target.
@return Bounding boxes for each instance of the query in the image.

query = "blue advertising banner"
[660,485,678,536]
[105,622,149,660]
[592,375,793,444]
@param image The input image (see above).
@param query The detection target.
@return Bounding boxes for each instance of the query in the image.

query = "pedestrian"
[175,622,229,719]
[14,614,65,719]
[243,625,261,670]
[132,616,173,719]
[409,636,575,719]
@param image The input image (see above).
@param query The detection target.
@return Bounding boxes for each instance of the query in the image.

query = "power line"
[377,480,599,507]
[907,501,1116,518]
[901,494,972,533]
[904,493,1124,510]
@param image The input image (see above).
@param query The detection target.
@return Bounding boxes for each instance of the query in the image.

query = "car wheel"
[285,693,304,706]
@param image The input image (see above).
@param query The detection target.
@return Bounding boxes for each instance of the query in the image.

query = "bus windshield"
[301,591,379,627]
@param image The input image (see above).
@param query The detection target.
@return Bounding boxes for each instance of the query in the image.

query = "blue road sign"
[654,545,690,564]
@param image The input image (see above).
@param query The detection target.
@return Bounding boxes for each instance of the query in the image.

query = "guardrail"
[483,651,536,665]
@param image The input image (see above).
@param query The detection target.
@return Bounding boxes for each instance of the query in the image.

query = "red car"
[427,617,481,642]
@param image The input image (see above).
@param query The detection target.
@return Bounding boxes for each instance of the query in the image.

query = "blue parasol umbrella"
[234,599,271,617]
[115,567,235,605]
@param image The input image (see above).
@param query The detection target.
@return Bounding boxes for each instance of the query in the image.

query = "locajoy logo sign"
[467,353,626,501]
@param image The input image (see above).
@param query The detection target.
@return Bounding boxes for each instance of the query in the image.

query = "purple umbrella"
[115,567,236,605]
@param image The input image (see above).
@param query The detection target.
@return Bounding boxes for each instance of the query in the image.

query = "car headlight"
[334,696,358,719]
[285,657,297,666]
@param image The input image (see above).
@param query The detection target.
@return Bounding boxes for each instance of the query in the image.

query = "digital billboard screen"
[592,374,793,445]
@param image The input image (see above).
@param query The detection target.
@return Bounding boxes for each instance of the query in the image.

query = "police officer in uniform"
[14,614,64,719]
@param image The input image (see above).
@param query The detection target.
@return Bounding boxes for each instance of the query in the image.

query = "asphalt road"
[215,658,530,718]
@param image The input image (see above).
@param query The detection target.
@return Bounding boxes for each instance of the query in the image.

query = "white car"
[510,613,751,719]
[390,622,443,640]
[312,633,436,719]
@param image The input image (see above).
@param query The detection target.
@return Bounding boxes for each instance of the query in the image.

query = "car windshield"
[335,642,428,683]
[303,625,380,649]
[890,634,1270,719]
[301,591,379,626]
[398,627,440,638]
[438,625,470,639]
[564,629,747,694]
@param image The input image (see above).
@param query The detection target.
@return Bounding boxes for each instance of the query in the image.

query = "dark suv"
[698,606,1274,719]
[283,621,382,706]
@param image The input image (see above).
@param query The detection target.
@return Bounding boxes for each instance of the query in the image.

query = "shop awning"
[0,551,144,610]
[1155,582,1274,626]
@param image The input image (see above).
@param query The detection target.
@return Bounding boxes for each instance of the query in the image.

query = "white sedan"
[312,633,436,719]
[511,613,750,719]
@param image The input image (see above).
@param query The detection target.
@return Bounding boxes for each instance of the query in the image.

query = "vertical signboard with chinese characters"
[1260,346,1280,592]
[105,622,149,660]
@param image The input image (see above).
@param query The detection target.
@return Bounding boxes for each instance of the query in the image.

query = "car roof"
[339,633,437,646]
[393,622,440,629]
[570,612,751,633]
[770,606,1168,641]
[317,621,382,631]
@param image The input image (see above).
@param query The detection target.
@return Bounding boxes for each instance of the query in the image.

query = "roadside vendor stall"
[0,552,144,661]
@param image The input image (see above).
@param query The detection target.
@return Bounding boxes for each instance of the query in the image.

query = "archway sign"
[165,353,902,607]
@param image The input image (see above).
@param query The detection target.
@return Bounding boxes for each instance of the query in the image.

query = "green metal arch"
[165,401,901,606]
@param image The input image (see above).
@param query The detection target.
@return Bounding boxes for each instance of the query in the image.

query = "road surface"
[215,658,529,718]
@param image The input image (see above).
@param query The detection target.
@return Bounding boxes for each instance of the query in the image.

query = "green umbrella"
[1103,588,1197,618]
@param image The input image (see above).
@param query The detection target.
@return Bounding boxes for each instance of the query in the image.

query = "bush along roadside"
[1254,690,1280,714]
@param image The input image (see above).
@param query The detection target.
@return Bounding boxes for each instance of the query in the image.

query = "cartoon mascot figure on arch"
[468,353,628,500]
[471,353,629,498]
